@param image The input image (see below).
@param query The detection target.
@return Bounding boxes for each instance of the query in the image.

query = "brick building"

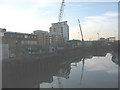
[2,31,38,57]
[33,30,50,51]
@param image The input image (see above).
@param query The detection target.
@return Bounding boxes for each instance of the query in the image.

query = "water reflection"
[80,58,86,86]
[111,52,119,65]
[2,50,118,88]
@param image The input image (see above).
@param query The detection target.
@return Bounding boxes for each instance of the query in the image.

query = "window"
[16,40,18,44]
[21,35,23,38]
[61,27,63,33]
[0,32,4,37]
[31,36,33,38]
[1,32,4,36]
[24,35,28,38]
[50,27,52,32]
[28,36,31,38]
[10,34,13,38]
[61,27,63,37]
[28,47,31,50]
[17,35,19,38]
[34,36,37,38]
[21,40,37,45]
[21,41,24,44]
[54,28,55,32]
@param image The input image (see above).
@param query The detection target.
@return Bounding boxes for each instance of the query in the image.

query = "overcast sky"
[0,0,119,40]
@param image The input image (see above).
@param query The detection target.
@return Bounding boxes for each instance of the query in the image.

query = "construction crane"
[97,33,99,40]
[78,19,84,43]
[58,0,65,22]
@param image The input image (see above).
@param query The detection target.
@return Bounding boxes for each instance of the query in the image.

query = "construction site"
[1,0,119,89]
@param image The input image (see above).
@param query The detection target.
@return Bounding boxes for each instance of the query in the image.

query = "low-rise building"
[109,37,115,42]
[2,31,38,57]
[66,40,93,48]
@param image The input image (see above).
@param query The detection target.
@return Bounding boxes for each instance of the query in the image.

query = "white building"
[49,21,69,42]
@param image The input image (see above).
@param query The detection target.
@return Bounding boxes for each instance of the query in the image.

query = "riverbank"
[3,45,111,63]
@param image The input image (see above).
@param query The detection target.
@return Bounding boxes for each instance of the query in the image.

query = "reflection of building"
[3,54,67,88]
[33,30,50,51]
[85,55,93,59]
[93,52,107,57]
[2,31,38,57]
[111,52,118,65]
[49,21,69,46]
[55,63,71,79]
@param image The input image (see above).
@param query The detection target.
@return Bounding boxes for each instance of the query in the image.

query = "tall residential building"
[49,21,69,43]
[33,30,50,50]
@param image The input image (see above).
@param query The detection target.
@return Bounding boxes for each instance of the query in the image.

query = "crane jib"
[59,0,65,22]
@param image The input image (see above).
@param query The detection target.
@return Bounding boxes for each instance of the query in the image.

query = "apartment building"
[33,30,50,51]
[49,21,69,45]
[2,31,38,57]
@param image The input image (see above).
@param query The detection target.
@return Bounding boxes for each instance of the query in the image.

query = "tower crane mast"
[78,19,84,43]
[59,0,65,22]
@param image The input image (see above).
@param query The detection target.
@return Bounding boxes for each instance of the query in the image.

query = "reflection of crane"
[80,58,85,86]
[78,19,84,44]
[57,0,65,87]
[57,77,63,88]
[58,0,65,22]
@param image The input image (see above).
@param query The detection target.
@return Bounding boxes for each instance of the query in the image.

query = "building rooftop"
[51,21,68,24]
[6,31,37,36]
[34,30,48,33]
[0,28,6,29]
[0,28,6,32]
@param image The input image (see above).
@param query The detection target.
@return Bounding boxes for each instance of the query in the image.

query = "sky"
[0,0,119,40]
